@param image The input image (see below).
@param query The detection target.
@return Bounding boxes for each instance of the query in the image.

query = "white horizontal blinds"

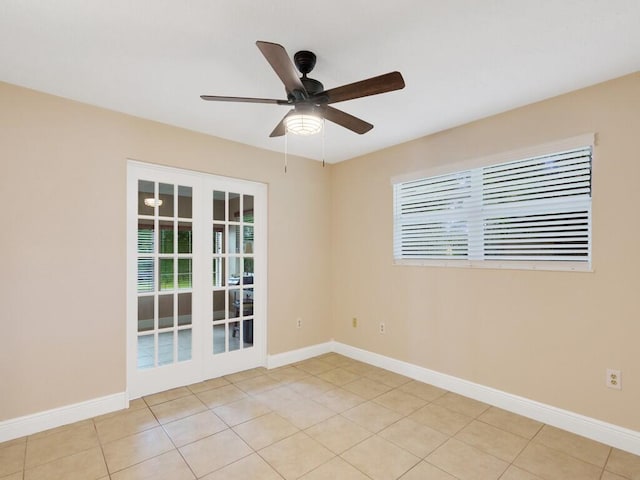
[481,147,592,261]
[393,145,592,265]
[393,171,473,259]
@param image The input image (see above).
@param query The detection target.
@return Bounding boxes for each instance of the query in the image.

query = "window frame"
[391,134,595,272]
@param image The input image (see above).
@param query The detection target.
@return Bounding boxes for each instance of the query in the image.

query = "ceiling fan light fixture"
[284,110,323,136]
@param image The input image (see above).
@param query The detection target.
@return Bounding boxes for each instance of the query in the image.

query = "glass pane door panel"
[177,293,192,326]
[243,320,254,347]
[242,288,254,316]
[213,258,225,287]
[138,220,154,253]
[228,225,240,254]
[158,294,174,329]
[243,195,254,222]
[213,291,225,320]
[137,296,154,332]
[137,258,154,293]
[213,324,225,354]
[213,191,225,221]
[159,258,174,290]
[158,183,174,217]
[228,193,240,221]
[138,180,155,216]
[213,225,225,254]
[178,329,192,361]
[177,222,192,253]
[178,186,192,219]
[158,331,174,366]
[228,257,241,284]
[229,321,240,351]
[228,289,240,319]
[178,259,192,289]
[159,221,174,254]
[243,226,254,254]
[137,335,154,369]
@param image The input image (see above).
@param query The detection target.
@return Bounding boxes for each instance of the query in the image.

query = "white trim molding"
[0,392,127,443]
[331,341,640,456]
[266,341,334,369]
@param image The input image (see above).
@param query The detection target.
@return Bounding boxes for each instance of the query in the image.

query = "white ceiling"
[1,1,639,163]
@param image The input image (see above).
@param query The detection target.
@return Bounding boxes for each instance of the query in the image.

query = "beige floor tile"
[28,419,94,440]
[253,385,305,410]
[23,447,107,480]
[343,360,378,376]
[433,392,490,418]
[455,420,529,462]
[427,438,508,480]
[223,367,267,383]
[513,442,603,480]
[195,384,247,409]
[317,367,360,386]
[179,429,252,478]
[143,386,192,406]
[305,415,372,454]
[259,431,335,480]
[25,422,99,469]
[342,377,393,400]
[314,387,366,413]
[95,406,159,444]
[477,407,543,439]
[533,425,611,467]
[314,353,346,366]
[606,448,640,479]
[233,412,298,450]
[93,399,147,423]
[0,442,25,477]
[399,381,447,402]
[187,376,230,394]
[102,426,174,474]
[274,397,336,429]
[499,465,544,479]
[379,417,448,458]
[162,410,228,447]
[149,394,207,424]
[288,376,336,398]
[373,388,427,415]
[342,434,420,480]
[400,461,457,479]
[200,453,282,480]
[602,471,631,480]
[342,401,403,433]
[110,450,195,480]
[409,403,473,436]
[266,366,309,383]
[234,374,282,395]
[0,437,26,450]
[1,472,23,480]
[213,396,272,426]
[365,369,412,388]
[294,358,335,375]
[301,456,370,479]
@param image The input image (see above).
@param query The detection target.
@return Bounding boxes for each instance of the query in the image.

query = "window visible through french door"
[127,161,267,399]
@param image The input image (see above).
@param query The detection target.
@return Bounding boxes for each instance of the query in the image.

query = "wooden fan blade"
[322,106,373,134]
[256,41,306,96]
[200,95,288,104]
[315,71,405,104]
[269,110,293,137]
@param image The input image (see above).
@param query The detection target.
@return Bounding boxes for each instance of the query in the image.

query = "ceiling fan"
[201,41,405,137]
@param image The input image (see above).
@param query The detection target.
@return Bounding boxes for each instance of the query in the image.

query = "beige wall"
[0,82,332,421]
[331,72,640,431]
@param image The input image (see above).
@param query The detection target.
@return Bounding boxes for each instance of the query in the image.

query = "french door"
[127,161,267,398]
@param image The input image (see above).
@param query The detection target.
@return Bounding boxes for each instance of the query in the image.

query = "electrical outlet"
[606,369,621,390]
[296,318,302,328]
[379,322,385,334]
[352,317,358,328]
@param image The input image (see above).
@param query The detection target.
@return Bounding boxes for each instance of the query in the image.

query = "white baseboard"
[332,341,640,456]
[266,341,333,369]
[0,392,128,443]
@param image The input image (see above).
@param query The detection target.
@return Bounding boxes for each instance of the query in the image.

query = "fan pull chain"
[322,119,326,167]
[284,132,288,174]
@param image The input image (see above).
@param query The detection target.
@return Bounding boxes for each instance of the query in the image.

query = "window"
[393,144,593,271]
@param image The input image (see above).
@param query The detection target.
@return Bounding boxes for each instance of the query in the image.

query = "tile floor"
[2,353,639,480]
